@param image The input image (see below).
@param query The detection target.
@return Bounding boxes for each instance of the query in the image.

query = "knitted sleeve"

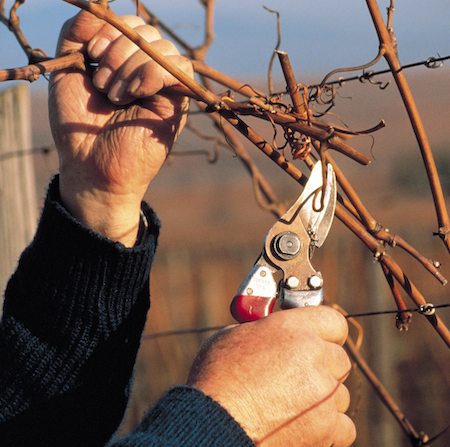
[110,387,255,447]
[0,176,255,447]
[0,176,159,446]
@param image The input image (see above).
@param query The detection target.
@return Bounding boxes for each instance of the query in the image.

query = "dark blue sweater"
[0,177,254,447]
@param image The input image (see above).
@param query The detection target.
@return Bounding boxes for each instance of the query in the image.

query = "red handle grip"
[230,294,276,323]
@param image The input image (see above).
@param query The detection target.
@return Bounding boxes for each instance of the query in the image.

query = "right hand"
[188,306,356,447]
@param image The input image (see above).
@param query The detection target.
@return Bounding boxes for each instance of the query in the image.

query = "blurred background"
[1,1,450,446]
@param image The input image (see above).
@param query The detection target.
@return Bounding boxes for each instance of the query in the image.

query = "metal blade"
[299,161,336,248]
[277,161,324,225]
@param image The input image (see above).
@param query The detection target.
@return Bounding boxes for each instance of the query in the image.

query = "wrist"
[59,175,143,247]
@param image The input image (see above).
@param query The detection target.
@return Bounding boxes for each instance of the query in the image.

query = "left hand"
[49,9,193,246]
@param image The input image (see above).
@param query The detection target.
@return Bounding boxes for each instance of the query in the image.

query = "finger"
[312,373,350,416]
[106,40,181,104]
[87,15,149,60]
[56,11,146,57]
[92,25,163,92]
[333,382,351,414]
[127,55,193,99]
[301,305,349,345]
[331,413,357,447]
[326,343,352,382]
[55,10,107,57]
[281,305,349,345]
[52,13,148,87]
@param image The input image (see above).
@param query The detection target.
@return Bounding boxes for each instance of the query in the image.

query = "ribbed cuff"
[113,387,255,447]
[4,175,160,339]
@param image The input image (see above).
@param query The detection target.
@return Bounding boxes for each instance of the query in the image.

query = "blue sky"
[1,0,449,88]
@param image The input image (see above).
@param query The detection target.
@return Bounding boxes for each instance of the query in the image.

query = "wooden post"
[0,83,38,313]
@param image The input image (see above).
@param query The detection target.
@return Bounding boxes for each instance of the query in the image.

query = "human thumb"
[54,6,107,58]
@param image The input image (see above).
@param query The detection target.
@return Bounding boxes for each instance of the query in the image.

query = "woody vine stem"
[1,0,450,445]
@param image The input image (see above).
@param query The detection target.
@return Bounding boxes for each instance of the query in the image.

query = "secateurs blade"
[230,161,337,323]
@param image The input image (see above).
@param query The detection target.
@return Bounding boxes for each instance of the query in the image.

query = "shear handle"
[230,265,278,323]
[230,295,277,323]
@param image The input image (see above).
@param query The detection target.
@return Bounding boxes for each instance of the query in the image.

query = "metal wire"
[324,54,450,89]
[345,302,450,319]
[140,304,450,341]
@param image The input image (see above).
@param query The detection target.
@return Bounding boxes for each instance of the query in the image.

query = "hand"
[48,8,193,246]
[188,306,356,447]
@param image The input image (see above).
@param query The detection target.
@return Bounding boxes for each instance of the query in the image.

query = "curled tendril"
[359,70,390,90]
[284,128,312,160]
[170,147,219,164]
[246,92,290,115]
[306,85,336,118]
[317,84,336,106]
[268,93,291,113]
[235,83,263,98]
[266,112,281,153]
[424,56,444,69]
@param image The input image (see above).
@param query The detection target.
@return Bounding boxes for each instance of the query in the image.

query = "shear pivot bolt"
[285,276,300,289]
[273,232,302,260]
[308,275,323,289]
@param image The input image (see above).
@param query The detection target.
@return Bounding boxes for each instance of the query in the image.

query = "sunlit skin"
[49,9,356,446]
[188,306,355,447]
[49,11,191,246]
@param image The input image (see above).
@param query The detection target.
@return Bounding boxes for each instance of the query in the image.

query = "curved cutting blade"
[275,160,336,251]
[300,161,337,248]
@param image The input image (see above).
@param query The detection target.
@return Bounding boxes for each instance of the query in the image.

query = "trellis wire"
[141,304,450,341]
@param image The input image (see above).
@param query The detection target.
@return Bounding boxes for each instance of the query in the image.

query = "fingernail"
[89,37,110,60]
[127,75,143,95]
[93,66,112,90]
[108,79,127,103]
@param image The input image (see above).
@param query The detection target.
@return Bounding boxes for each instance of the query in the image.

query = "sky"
[2,0,450,200]
[1,0,450,88]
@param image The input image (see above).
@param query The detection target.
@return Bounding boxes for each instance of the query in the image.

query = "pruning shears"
[230,161,337,323]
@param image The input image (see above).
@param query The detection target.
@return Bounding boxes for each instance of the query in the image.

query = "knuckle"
[134,24,163,42]
[121,15,147,28]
